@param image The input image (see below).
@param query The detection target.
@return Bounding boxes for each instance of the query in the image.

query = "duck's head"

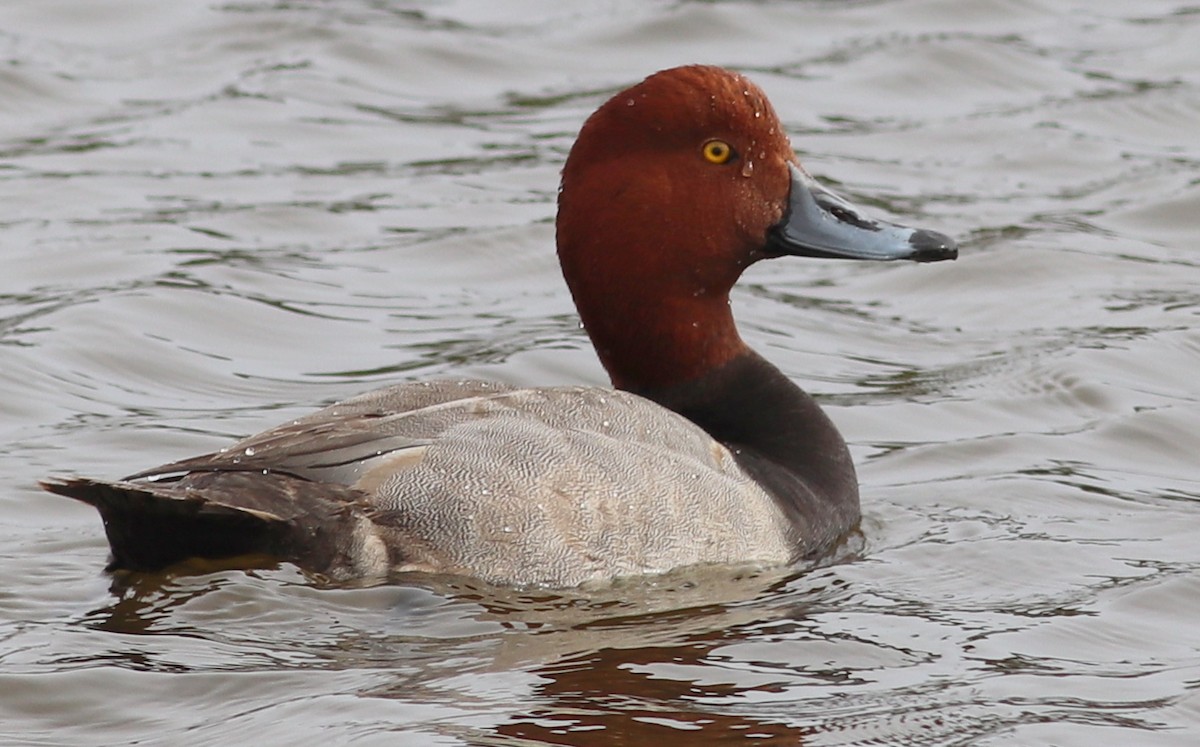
[556,65,957,391]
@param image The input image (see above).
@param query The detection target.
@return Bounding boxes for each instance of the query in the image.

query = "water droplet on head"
[741,160,755,178]
[626,98,635,107]
[244,447,255,456]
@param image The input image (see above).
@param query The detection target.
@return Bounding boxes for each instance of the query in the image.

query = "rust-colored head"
[556,65,956,392]
[557,65,794,390]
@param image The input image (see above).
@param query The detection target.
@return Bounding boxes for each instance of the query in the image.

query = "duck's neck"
[571,277,861,553]
[629,350,861,557]
[583,292,749,392]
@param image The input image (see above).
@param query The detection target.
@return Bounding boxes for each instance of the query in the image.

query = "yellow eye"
[702,139,735,164]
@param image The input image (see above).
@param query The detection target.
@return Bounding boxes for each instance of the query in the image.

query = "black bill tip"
[908,229,958,262]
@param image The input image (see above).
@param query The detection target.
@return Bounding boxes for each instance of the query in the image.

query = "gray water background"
[2,1,1198,744]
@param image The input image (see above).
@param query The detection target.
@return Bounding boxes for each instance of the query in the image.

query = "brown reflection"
[361,551,861,744]
[417,565,822,746]
[494,641,806,745]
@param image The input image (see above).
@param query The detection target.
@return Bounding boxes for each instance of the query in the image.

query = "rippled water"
[3,1,1198,744]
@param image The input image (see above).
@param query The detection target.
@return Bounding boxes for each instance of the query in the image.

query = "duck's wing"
[43,381,797,583]
[124,380,519,486]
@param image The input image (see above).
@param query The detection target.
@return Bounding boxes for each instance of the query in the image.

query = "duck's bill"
[766,163,957,262]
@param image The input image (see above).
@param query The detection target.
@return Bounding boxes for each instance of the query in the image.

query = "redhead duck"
[42,65,956,587]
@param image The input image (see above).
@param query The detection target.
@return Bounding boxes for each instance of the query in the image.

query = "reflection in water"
[497,645,809,746]
[376,567,818,744]
[82,560,824,741]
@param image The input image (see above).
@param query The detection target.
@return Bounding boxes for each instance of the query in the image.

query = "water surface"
[2,1,1198,744]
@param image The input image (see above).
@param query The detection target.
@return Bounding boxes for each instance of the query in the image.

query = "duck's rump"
[41,471,393,578]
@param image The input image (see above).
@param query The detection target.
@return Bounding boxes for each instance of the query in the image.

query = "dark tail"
[41,476,287,571]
